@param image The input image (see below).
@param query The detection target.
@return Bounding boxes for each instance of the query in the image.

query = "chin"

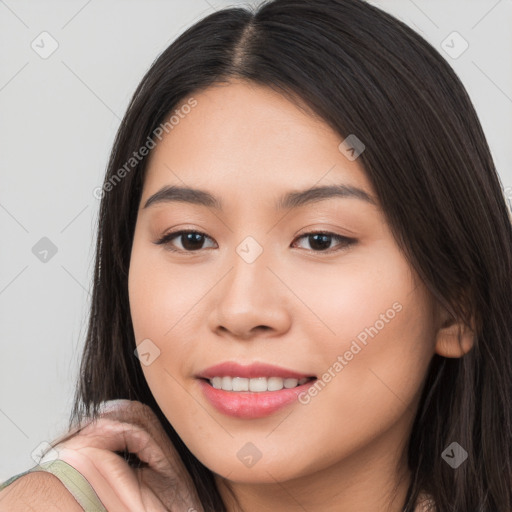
[206,455,311,485]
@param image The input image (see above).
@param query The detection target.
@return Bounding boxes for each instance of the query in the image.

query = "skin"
[128,80,474,512]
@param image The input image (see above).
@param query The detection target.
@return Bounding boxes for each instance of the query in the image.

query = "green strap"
[1,460,107,512]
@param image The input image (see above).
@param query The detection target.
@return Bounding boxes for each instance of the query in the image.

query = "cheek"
[128,240,215,398]
[291,243,435,389]
[128,244,205,341]
[302,243,435,360]
[128,245,199,421]
[295,249,435,431]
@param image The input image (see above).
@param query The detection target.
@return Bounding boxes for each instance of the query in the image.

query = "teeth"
[209,376,311,392]
[221,376,232,391]
[249,377,268,392]
[284,378,299,388]
[270,377,287,391]
[233,377,249,391]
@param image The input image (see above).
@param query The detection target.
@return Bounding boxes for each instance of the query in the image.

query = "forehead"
[142,80,374,203]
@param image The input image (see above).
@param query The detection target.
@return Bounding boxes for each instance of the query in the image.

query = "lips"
[196,361,316,380]
[198,378,317,419]
[195,362,318,418]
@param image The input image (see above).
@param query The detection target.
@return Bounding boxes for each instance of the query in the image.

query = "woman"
[1,0,511,510]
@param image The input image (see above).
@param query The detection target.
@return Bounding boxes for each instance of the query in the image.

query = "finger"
[95,403,196,483]
[61,419,174,475]
[96,401,169,447]
[56,446,132,512]
[93,404,205,510]
[90,406,190,477]
[55,402,204,511]
[58,444,190,512]
[65,419,204,511]
[44,400,142,454]
[97,399,134,415]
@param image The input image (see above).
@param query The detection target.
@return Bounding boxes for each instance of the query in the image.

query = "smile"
[198,377,318,419]
[208,376,314,392]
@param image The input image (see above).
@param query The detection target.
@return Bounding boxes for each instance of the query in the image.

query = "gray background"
[1,0,511,481]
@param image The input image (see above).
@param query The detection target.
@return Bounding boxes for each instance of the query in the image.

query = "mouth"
[199,376,317,392]
[195,362,318,418]
[197,376,318,419]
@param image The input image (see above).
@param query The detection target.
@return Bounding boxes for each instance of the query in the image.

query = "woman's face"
[128,80,439,488]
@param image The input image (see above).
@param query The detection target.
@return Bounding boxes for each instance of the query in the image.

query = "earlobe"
[434,309,475,358]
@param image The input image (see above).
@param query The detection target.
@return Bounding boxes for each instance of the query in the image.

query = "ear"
[434,304,475,358]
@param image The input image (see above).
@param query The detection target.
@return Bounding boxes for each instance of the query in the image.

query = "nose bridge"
[226,234,273,300]
[210,233,291,337]
[235,234,267,269]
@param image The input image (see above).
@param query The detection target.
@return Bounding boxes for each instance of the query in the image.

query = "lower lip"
[198,378,317,419]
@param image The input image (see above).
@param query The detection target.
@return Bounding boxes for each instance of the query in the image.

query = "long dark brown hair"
[67,0,512,510]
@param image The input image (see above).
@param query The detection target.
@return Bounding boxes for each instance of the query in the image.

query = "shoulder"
[0,471,84,511]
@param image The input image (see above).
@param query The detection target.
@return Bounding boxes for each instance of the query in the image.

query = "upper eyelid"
[159,229,351,240]
[157,229,355,251]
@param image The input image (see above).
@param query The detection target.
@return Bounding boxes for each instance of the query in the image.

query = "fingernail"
[97,399,133,415]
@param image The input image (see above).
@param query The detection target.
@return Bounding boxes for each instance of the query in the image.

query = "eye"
[291,231,356,253]
[154,229,356,254]
[154,230,217,252]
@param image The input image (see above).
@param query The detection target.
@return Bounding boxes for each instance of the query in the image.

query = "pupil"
[310,234,331,251]
[182,233,204,250]
[179,233,333,251]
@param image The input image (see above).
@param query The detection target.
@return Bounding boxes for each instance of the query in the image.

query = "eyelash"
[154,229,356,255]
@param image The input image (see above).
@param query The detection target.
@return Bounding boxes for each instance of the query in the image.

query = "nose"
[208,245,292,340]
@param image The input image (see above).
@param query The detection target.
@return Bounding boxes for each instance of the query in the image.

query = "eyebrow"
[142,183,376,210]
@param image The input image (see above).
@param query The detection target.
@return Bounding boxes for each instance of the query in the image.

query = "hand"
[42,399,204,512]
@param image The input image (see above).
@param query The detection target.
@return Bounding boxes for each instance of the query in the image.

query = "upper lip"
[196,362,316,380]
